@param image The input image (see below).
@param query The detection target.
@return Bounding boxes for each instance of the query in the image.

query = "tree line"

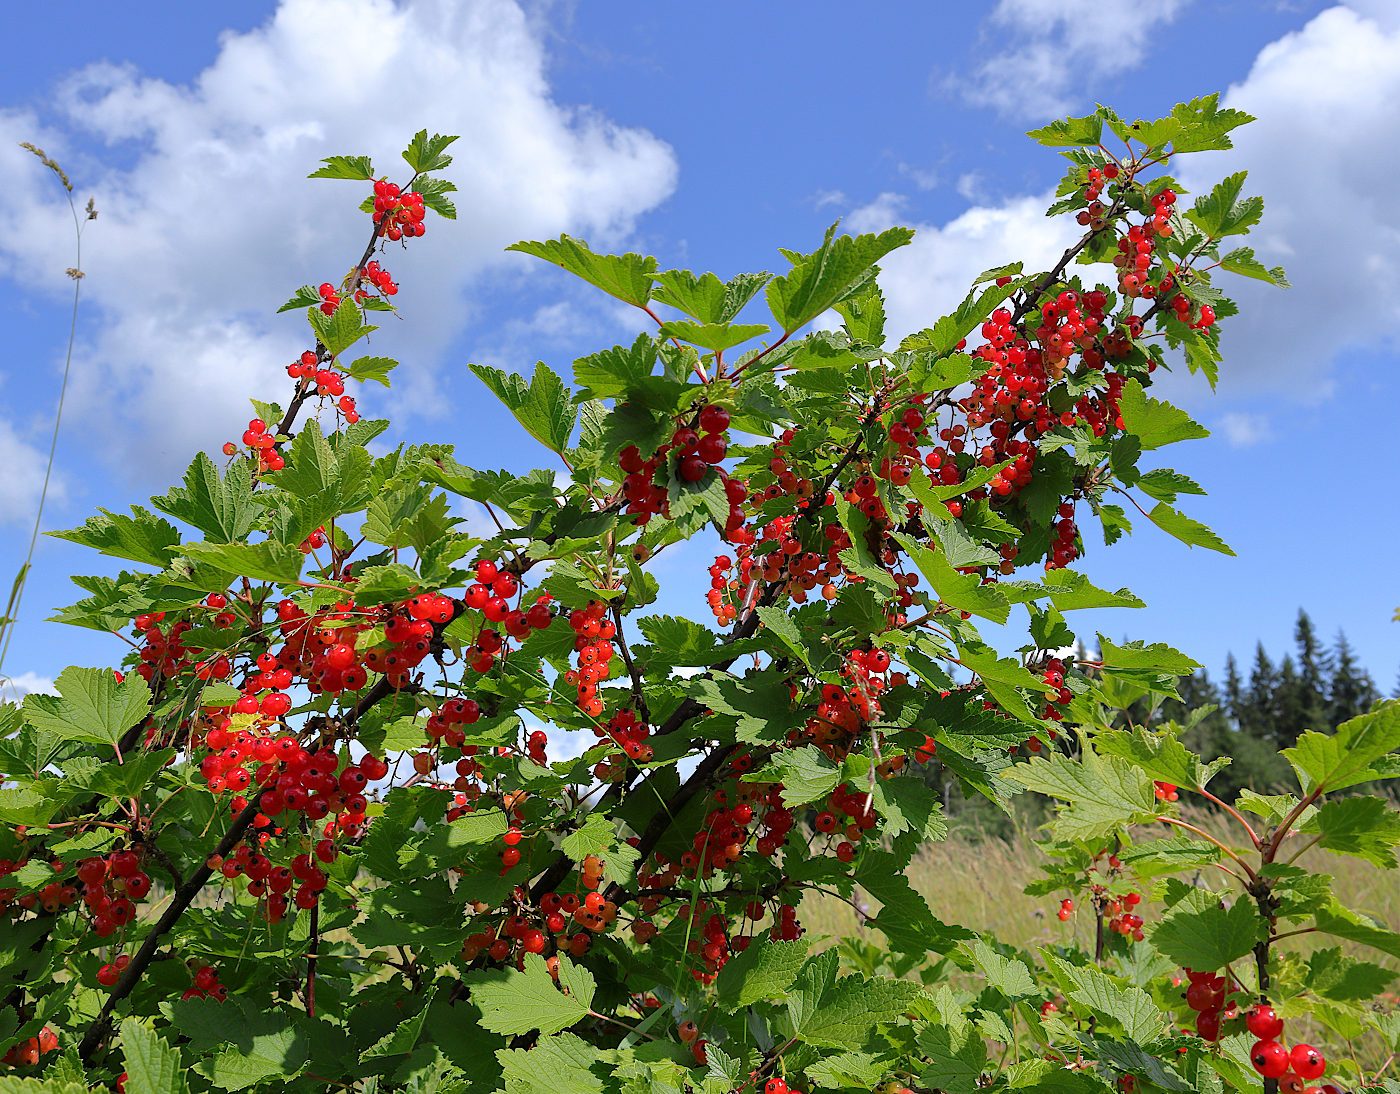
[1151,609,1386,802]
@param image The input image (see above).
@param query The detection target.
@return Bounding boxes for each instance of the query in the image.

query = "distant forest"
[1147,609,1387,802]
[932,610,1390,826]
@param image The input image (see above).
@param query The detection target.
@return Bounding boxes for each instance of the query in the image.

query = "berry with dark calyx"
[1246,1004,1284,1040]
[1289,1045,1325,1081]
[1251,1040,1290,1079]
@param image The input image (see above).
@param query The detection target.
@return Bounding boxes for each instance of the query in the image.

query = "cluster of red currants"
[131,611,197,682]
[224,417,286,472]
[179,963,227,1002]
[562,600,616,721]
[1,1026,57,1067]
[1153,780,1179,802]
[371,178,426,241]
[1243,1004,1332,1090]
[1040,655,1073,721]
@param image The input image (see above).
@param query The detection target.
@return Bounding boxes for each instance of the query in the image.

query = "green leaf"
[797,974,923,1048]
[1145,501,1233,554]
[1169,94,1255,153]
[22,667,151,747]
[755,605,812,667]
[1135,469,1205,505]
[745,745,839,806]
[496,1032,603,1094]
[307,154,374,180]
[277,285,321,313]
[151,453,257,543]
[1045,954,1164,1043]
[765,223,913,334]
[895,533,1010,624]
[49,507,181,569]
[308,295,377,358]
[1299,796,1400,867]
[1219,247,1290,288]
[1285,701,1400,793]
[635,616,717,666]
[969,940,1035,999]
[467,952,592,1036]
[657,320,769,352]
[715,938,809,1010]
[652,269,770,324]
[1040,569,1145,611]
[917,1017,988,1094]
[571,334,661,400]
[1149,899,1262,970]
[869,777,948,842]
[857,850,976,956]
[352,562,423,605]
[346,355,398,387]
[1095,727,1219,791]
[468,361,576,453]
[181,541,304,586]
[121,1018,187,1094]
[1026,112,1103,147]
[508,235,656,307]
[1097,635,1200,676]
[1314,900,1400,960]
[956,637,1046,725]
[360,989,437,1060]
[402,130,459,173]
[1186,171,1263,240]
[899,281,1016,358]
[413,174,458,219]
[1118,380,1209,450]
[1008,748,1158,841]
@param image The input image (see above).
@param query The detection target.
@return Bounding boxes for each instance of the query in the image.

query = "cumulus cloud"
[0,0,676,485]
[0,671,56,702]
[843,190,1077,346]
[849,4,1400,417]
[953,0,1190,120]
[0,414,59,524]
[1173,5,1400,401]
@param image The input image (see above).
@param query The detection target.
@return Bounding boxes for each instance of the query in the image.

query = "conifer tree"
[1330,630,1380,724]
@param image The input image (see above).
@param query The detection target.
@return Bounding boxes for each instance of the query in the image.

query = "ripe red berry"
[1246,1004,1283,1040]
[1289,1045,1325,1081]
[1251,1040,1289,1079]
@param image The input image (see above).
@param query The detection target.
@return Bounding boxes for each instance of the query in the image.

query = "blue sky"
[1,0,1396,702]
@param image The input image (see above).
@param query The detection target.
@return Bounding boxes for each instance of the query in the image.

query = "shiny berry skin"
[698,405,730,433]
[1251,1040,1290,1079]
[1289,1045,1325,1081]
[1246,1004,1284,1040]
[679,454,708,482]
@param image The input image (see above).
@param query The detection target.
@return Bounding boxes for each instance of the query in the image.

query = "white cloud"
[845,190,1077,346]
[1171,5,1400,402]
[1218,411,1272,448]
[0,0,676,487]
[0,413,59,525]
[955,172,983,202]
[845,192,909,236]
[954,0,1190,119]
[896,162,940,191]
[0,671,56,701]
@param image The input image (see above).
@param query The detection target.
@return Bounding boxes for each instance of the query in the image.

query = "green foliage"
[7,103,1396,1094]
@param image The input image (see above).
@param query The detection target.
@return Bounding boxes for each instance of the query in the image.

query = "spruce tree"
[1291,609,1332,737]
[1243,642,1279,742]
[1275,653,1302,749]
[1330,630,1380,724]
[1223,652,1245,729]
